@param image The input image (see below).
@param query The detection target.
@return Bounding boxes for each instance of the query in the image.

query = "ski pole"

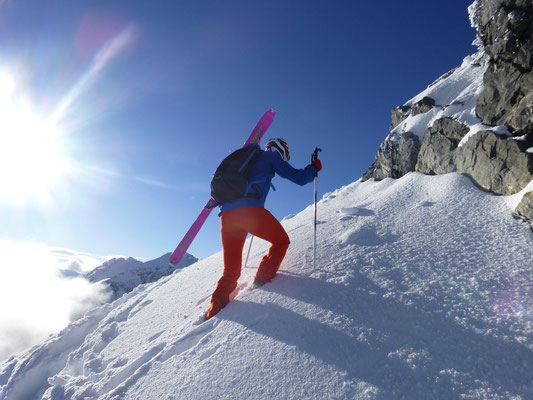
[244,235,254,268]
[312,147,322,271]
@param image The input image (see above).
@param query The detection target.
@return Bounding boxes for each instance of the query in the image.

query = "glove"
[311,159,322,173]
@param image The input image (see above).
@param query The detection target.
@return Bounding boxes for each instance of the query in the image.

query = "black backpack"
[208,144,263,208]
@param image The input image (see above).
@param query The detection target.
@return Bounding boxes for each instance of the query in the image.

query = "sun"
[0,70,70,203]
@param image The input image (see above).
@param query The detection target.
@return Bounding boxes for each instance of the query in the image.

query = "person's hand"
[311,158,322,172]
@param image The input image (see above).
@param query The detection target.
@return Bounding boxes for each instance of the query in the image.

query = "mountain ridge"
[85,253,198,301]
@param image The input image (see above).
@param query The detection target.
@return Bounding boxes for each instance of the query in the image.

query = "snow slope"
[1,172,532,399]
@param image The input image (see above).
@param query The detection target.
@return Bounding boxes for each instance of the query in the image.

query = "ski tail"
[169,199,215,266]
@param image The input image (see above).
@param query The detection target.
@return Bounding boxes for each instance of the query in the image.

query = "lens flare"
[51,25,137,124]
[0,70,69,203]
[491,287,531,322]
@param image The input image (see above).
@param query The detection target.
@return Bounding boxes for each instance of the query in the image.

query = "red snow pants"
[210,207,290,309]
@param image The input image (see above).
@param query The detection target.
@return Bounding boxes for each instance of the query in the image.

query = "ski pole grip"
[311,147,322,162]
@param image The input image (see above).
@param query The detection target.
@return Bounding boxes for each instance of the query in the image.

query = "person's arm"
[271,151,317,185]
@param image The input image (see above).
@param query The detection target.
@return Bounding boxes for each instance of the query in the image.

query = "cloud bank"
[0,240,110,362]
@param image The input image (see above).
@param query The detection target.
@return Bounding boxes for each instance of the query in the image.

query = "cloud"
[0,240,111,362]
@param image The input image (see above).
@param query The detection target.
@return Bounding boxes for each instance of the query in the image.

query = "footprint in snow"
[101,323,119,342]
[92,323,120,353]
[113,296,152,323]
[84,354,104,374]
[199,345,220,361]
[96,342,167,398]
[95,320,219,400]
[338,225,396,247]
[339,207,375,218]
[157,318,220,362]
[148,330,165,343]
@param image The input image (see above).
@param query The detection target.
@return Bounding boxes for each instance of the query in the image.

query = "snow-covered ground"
[1,172,532,399]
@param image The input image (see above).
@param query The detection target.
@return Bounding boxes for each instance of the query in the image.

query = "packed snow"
[1,172,532,400]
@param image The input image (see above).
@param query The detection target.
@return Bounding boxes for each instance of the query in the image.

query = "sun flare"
[0,70,70,203]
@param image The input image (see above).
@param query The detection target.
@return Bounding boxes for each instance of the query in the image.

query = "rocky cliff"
[363,0,533,228]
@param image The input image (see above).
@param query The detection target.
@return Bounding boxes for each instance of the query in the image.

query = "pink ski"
[169,109,276,266]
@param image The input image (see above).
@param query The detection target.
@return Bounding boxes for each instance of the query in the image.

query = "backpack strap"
[238,147,259,173]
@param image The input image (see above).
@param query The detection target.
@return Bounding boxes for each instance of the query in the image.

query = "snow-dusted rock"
[410,96,436,117]
[515,191,533,224]
[362,132,420,180]
[416,117,470,175]
[470,0,533,136]
[390,105,411,130]
[363,53,487,182]
[455,130,533,195]
[364,0,533,226]
[85,253,198,301]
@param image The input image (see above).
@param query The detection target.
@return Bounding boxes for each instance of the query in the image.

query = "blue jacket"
[219,148,317,213]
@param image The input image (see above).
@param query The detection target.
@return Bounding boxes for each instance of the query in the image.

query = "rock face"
[363,0,533,228]
[471,0,533,137]
[411,96,436,117]
[515,191,533,222]
[390,105,411,130]
[416,118,470,175]
[362,132,420,180]
[477,60,533,135]
[454,131,533,194]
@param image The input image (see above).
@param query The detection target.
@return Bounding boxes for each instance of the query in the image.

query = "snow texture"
[1,173,532,400]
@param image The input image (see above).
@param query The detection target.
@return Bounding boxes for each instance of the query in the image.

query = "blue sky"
[0,0,476,260]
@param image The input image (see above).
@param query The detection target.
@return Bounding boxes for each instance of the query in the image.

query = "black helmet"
[265,138,290,161]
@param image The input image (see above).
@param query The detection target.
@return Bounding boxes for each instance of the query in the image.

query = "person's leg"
[207,210,247,319]
[207,207,290,319]
[245,208,290,283]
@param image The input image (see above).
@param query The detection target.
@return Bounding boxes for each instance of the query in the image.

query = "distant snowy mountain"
[1,173,532,400]
[85,253,198,301]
